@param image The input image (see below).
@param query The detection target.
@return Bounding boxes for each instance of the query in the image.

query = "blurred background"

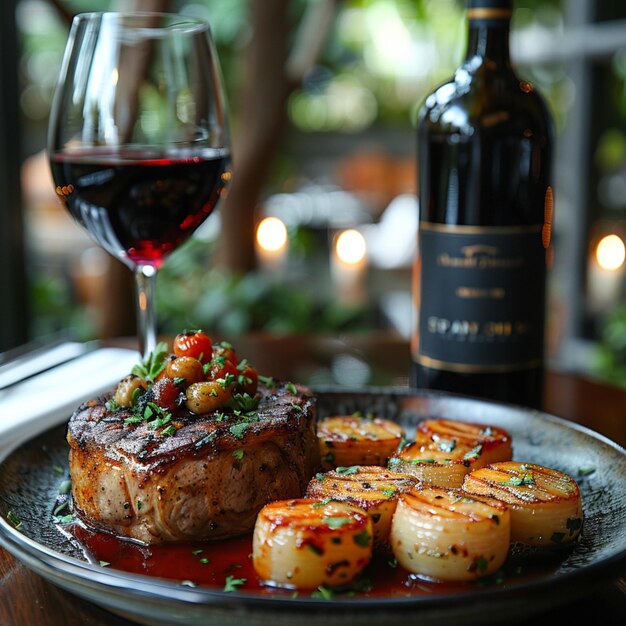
[2,0,626,388]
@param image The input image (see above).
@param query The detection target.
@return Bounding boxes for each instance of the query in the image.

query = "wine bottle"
[410,0,554,409]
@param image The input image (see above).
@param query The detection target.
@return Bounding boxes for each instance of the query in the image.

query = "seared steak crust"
[67,382,319,544]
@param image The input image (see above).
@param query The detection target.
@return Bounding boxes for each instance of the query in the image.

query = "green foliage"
[156,237,376,337]
[594,304,626,388]
[29,273,94,341]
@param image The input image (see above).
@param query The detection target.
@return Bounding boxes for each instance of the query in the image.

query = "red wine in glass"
[50,148,230,268]
[48,12,231,358]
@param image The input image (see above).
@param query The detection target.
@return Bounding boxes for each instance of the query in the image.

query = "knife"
[0,337,99,391]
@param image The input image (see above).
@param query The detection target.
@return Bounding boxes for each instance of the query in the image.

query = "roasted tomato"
[166,356,205,385]
[213,341,239,367]
[237,363,259,396]
[173,330,213,364]
[206,356,238,382]
[151,377,181,410]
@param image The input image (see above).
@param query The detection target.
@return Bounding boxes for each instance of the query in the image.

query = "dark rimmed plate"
[1,387,625,626]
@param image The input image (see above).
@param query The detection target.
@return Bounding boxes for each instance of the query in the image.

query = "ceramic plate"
[1,387,625,626]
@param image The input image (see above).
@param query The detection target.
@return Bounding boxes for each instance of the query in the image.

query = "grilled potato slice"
[390,486,510,582]
[305,465,420,552]
[317,414,405,470]
[462,461,583,552]
[252,498,373,589]
[388,418,512,487]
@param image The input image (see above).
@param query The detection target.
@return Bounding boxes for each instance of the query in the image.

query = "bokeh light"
[335,229,366,265]
[596,233,626,271]
[256,217,288,253]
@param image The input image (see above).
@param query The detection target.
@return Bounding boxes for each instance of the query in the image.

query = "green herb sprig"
[131,342,169,382]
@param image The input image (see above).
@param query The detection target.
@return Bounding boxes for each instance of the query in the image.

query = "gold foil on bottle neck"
[467,8,513,20]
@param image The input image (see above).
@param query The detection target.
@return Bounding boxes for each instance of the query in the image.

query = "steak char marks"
[67,382,319,544]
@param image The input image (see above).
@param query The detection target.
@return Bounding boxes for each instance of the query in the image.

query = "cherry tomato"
[206,357,238,382]
[213,341,239,367]
[237,364,258,396]
[173,330,213,364]
[152,377,180,410]
[166,356,205,385]
[185,381,232,414]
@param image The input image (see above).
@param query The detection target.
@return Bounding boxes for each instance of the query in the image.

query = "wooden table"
[1,334,625,625]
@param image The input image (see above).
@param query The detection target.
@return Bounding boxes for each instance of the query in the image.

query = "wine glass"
[48,12,231,358]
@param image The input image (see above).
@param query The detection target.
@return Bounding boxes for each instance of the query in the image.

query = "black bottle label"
[414,222,545,372]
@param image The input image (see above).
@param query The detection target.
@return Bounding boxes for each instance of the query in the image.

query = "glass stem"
[134,264,158,358]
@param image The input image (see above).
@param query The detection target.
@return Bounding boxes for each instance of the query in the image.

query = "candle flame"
[256,217,287,252]
[336,229,366,265]
[596,234,625,271]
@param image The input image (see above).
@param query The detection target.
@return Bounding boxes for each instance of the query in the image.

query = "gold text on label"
[456,287,505,299]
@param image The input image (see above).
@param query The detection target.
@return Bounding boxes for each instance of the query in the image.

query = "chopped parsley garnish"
[223,575,246,592]
[147,413,172,430]
[335,465,360,475]
[286,382,298,395]
[311,585,333,600]
[463,445,483,461]
[124,400,177,437]
[6,511,22,529]
[230,393,259,412]
[324,517,351,529]
[312,498,333,508]
[161,425,177,437]
[232,448,245,460]
[577,466,596,477]
[229,422,249,440]
[99,561,110,567]
[58,479,72,495]
[501,472,534,486]
[105,397,119,412]
[55,514,74,524]
[353,530,371,547]
[131,386,143,405]
[53,500,69,516]
[219,374,237,389]
[192,549,204,555]
[380,488,395,497]
[258,375,276,388]
[437,438,456,453]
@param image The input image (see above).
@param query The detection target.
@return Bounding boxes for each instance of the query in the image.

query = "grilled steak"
[67,381,319,544]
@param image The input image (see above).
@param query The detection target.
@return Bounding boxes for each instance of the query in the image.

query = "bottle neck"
[464,19,511,67]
